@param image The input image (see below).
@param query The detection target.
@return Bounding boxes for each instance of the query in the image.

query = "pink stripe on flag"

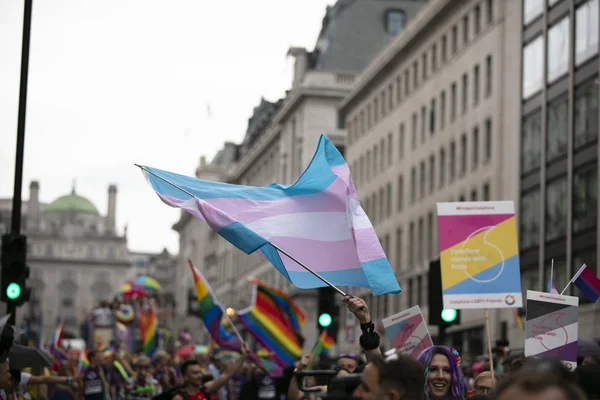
[270,237,361,272]
[331,164,360,201]
[352,228,386,263]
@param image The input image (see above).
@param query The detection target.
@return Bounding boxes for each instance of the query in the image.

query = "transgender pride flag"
[141,135,400,296]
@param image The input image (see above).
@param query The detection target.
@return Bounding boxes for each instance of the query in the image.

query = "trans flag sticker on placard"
[437,201,523,309]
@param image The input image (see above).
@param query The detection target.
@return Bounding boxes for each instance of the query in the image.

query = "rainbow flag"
[237,278,305,367]
[188,261,283,377]
[188,260,239,350]
[77,349,89,374]
[141,134,401,296]
[94,336,110,353]
[573,264,600,303]
[512,309,523,331]
[308,331,335,369]
[139,304,158,356]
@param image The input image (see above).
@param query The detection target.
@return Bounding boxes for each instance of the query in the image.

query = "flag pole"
[137,164,348,297]
[561,264,586,295]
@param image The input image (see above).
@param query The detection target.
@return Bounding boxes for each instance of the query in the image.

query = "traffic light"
[1,234,31,307]
[317,287,339,342]
[428,259,460,344]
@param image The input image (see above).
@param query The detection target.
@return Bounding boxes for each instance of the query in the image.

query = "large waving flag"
[140,135,400,296]
[237,278,305,367]
[188,261,283,377]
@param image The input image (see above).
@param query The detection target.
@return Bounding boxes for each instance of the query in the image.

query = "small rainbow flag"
[237,278,305,367]
[140,304,158,356]
[77,349,89,374]
[308,331,335,369]
[512,309,523,331]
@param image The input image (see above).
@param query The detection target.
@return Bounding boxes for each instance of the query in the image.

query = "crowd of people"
[0,294,598,399]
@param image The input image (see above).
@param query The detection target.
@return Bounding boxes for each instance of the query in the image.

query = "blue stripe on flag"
[219,222,269,254]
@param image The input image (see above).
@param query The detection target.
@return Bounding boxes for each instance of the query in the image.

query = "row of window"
[522,0,599,99]
[521,77,598,174]
[519,164,597,249]
[347,0,495,144]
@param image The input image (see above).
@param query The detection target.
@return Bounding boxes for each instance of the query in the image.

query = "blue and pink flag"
[547,278,558,294]
[573,264,600,303]
[141,135,400,296]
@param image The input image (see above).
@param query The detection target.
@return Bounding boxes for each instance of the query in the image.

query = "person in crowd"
[337,354,359,374]
[286,354,326,400]
[47,361,76,400]
[352,352,425,400]
[127,355,161,399]
[171,345,247,400]
[468,395,489,400]
[492,358,586,400]
[81,350,111,400]
[472,371,495,397]
[153,351,178,391]
[0,362,14,400]
[343,296,382,364]
[417,346,466,400]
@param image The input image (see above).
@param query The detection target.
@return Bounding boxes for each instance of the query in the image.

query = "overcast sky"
[0,0,335,254]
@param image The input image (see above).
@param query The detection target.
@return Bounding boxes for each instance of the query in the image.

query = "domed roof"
[45,189,100,216]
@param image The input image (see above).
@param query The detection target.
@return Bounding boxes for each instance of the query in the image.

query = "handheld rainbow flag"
[512,309,523,331]
[237,278,305,367]
[308,331,335,369]
[140,134,400,296]
[77,349,89,374]
[139,304,158,356]
[572,264,600,303]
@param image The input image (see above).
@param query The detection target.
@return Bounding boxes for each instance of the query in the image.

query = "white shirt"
[0,372,32,399]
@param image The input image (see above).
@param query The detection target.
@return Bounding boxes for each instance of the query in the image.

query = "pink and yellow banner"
[437,201,522,309]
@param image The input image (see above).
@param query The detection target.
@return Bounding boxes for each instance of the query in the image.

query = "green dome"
[45,191,100,216]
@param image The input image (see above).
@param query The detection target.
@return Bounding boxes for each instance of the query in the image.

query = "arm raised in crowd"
[343,296,381,363]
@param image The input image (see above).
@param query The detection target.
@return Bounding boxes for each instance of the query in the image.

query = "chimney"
[106,185,117,234]
[28,181,40,232]
[287,47,309,88]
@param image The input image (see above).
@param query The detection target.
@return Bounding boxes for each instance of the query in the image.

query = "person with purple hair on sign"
[417,346,466,400]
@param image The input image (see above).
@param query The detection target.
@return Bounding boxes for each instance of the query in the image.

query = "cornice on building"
[339,0,453,117]
[29,256,131,267]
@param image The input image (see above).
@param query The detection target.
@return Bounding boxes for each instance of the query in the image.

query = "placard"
[381,306,433,358]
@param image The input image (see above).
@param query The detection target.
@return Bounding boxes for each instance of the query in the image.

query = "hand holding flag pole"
[136,163,357,301]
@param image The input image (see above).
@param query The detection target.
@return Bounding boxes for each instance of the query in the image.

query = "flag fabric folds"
[188,261,283,377]
[188,260,240,351]
[237,278,305,367]
[141,134,400,296]
[573,264,600,303]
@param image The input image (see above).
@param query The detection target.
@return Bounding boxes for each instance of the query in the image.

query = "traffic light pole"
[7,0,34,327]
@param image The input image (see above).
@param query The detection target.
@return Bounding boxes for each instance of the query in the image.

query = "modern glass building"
[520,0,599,336]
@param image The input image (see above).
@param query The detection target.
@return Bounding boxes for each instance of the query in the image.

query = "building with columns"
[172,0,427,348]
[0,182,130,338]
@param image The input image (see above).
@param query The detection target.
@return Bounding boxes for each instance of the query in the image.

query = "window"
[374,98,379,122]
[460,134,467,177]
[463,15,469,44]
[411,113,418,149]
[397,175,404,211]
[439,148,446,188]
[372,193,378,222]
[409,222,415,265]
[421,106,427,143]
[359,156,365,184]
[429,155,435,194]
[474,4,481,34]
[462,73,469,114]
[573,166,598,233]
[430,99,436,134]
[367,104,372,128]
[547,17,570,83]
[472,126,479,169]
[411,167,417,203]
[483,183,490,200]
[547,96,569,161]
[386,182,392,217]
[574,78,599,149]
[470,189,478,201]
[366,150,371,179]
[386,10,406,35]
[379,188,385,221]
[380,138,385,171]
[459,194,466,202]
[413,62,418,88]
[381,91,386,116]
[576,0,599,65]
[523,0,543,25]
[485,55,493,97]
[487,0,493,23]
[521,111,542,173]
[373,145,378,176]
[522,36,544,99]
[404,70,410,97]
[399,123,405,158]
[520,189,541,249]
[450,141,456,182]
[452,25,458,53]
[432,44,437,71]
[387,132,393,167]
[484,118,492,163]
[441,35,448,62]
[473,64,480,105]
[451,82,457,121]
[440,91,446,129]
[427,212,434,258]
[545,177,568,241]
[395,228,403,271]
[418,217,424,261]
[388,84,394,110]
[422,53,428,80]
[420,161,426,199]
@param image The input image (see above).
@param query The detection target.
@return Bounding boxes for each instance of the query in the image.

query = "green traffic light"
[441,308,458,323]
[318,313,332,327]
[6,283,21,300]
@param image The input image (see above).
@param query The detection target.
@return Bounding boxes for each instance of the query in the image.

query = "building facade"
[0,182,130,337]
[339,0,525,354]
[519,0,599,340]
[173,0,426,349]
